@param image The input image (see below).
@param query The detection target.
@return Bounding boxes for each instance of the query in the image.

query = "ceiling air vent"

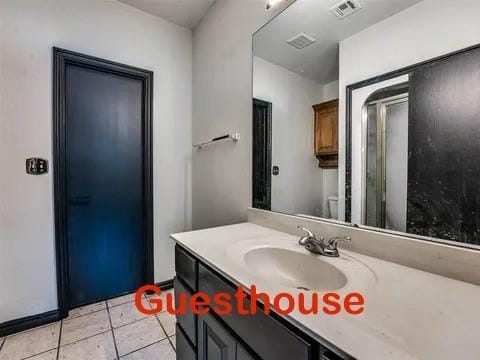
[286,33,316,50]
[330,0,362,20]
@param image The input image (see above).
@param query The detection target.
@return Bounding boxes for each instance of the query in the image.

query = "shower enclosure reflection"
[364,86,408,232]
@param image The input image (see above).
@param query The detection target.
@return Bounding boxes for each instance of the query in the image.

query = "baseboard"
[0,310,61,337]
[1,280,173,337]
[156,279,174,291]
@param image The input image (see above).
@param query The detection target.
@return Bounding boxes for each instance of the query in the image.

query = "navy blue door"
[65,64,145,307]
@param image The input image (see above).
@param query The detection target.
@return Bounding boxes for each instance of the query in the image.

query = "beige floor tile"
[0,322,60,360]
[107,293,136,308]
[58,331,116,360]
[170,335,176,349]
[114,317,166,356]
[157,312,176,337]
[145,289,175,312]
[61,309,110,345]
[25,349,57,360]
[109,298,151,328]
[121,339,175,360]
[68,301,106,319]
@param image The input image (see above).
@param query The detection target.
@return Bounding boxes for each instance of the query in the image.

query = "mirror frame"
[345,42,480,251]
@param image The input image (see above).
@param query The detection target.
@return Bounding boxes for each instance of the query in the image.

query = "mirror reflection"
[363,84,409,232]
[252,0,480,248]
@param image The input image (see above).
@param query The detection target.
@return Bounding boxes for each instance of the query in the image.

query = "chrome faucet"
[297,226,351,257]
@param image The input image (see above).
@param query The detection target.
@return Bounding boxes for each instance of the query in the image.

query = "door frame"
[252,98,272,210]
[53,47,154,317]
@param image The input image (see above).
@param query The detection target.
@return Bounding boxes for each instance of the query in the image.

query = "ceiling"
[254,0,423,84]
[118,0,216,29]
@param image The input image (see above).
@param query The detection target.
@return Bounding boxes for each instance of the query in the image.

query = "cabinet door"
[176,324,196,360]
[314,100,338,155]
[198,313,237,360]
[174,277,196,345]
[237,345,255,360]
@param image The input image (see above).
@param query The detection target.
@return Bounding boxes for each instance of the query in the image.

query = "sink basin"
[244,247,347,291]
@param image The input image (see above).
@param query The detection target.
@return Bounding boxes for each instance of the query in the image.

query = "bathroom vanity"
[172,222,480,360]
[173,228,352,360]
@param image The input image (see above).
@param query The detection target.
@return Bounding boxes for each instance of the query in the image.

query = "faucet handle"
[326,236,351,249]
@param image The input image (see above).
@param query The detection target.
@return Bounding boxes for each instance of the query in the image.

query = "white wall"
[338,0,480,221]
[0,0,192,323]
[253,56,324,216]
[192,0,294,229]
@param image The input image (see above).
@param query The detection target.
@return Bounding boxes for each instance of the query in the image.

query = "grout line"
[167,334,176,353]
[18,321,62,360]
[153,312,173,346]
[0,337,5,352]
[55,329,112,350]
[106,299,121,360]
[108,296,162,330]
[107,296,136,309]
[147,289,176,352]
[71,291,145,320]
[143,292,176,352]
[109,298,148,311]
[66,294,158,324]
[21,347,57,360]
[55,320,63,360]
[117,337,170,359]
[112,316,153,331]
[67,301,107,320]
[59,326,113,348]
[68,299,138,323]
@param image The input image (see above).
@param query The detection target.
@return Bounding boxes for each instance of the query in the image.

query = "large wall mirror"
[252,0,480,249]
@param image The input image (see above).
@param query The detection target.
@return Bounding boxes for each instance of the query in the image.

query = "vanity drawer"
[174,277,197,346]
[198,263,313,360]
[321,350,345,360]
[176,323,196,360]
[175,245,197,291]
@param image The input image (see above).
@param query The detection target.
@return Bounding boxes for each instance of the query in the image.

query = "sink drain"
[296,286,310,291]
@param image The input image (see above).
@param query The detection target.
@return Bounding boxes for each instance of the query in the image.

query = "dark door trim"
[53,47,154,317]
[252,98,272,210]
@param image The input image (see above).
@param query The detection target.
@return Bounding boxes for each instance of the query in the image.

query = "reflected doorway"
[252,98,272,210]
[364,90,409,232]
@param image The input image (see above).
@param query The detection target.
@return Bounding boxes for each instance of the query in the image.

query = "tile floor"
[0,290,176,360]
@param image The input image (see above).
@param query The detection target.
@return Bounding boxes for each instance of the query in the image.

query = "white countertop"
[171,223,480,360]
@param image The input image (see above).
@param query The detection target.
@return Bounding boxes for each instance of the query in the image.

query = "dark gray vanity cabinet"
[198,312,254,360]
[174,245,353,360]
[176,323,196,360]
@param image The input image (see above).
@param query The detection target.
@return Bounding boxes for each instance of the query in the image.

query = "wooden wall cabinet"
[313,99,339,168]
